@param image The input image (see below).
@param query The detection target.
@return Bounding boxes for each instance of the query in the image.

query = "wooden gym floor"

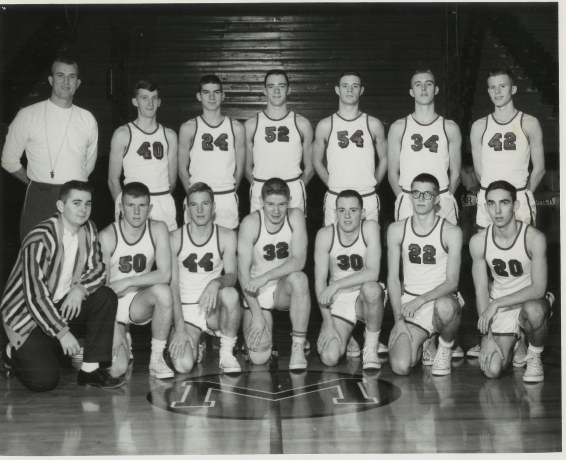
[0,325,561,456]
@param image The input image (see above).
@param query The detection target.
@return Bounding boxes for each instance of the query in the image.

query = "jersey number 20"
[492,258,524,277]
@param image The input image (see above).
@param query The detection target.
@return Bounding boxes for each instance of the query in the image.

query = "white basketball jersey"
[401,216,449,296]
[177,224,223,304]
[485,222,532,299]
[252,111,303,181]
[329,224,368,293]
[123,123,170,193]
[109,221,156,284]
[326,113,377,193]
[399,115,450,190]
[251,210,293,279]
[189,116,236,192]
[480,111,531,188]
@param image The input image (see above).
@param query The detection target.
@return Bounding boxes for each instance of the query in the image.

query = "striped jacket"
[1,215,106,350]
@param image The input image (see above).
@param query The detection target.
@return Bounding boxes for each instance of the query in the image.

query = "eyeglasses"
[410,190,438,200]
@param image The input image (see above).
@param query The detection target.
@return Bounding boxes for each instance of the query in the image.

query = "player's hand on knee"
[401,297,423,318]
[388,319,413,350]
[169,327,191,359]
[198,281,220,316]
[478,303,498,335]
[59,331,81,356]
[317,323,342,354]
[246,313,266,349]
[479,335,503,373]
[61,287,84,321]
[245,275,268,296]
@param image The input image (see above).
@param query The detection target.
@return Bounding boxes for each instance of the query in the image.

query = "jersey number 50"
[119,254,147,273]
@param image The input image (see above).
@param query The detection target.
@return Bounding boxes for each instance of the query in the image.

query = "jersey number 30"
[337,254,364,271]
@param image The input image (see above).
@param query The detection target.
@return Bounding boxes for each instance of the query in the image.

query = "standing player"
[99,182,174,379]
[168,182,241,374]
[238,178,311,370]
[388,68,462,224]
[470,180,551,382]
[387,173,464,376]
[108,79,178,231]
[312,72,388,226]
[314,190,385,370]
[245,69,314,213]
[1,56,98,240]
[178,75,245,230]
[468,68,545,358]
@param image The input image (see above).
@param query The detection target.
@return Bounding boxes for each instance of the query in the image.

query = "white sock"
[81,362,99,373]
[438,337,454,349]
[528,344,544,355]
[220,336,237,358]
[292,330,306,347]
[151,338,167,359]
[364,329,380,348]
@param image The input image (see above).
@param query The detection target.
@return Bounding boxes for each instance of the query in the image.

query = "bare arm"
[314,225,332,305]
[98,224,117,285]
[107,125,129,202]
[232,119,246,189]
[470,231,490,315]
[244,117,257,185]
[369,116,388,187]
[524,115,545,193]
[387,119,404,196]
[296,114,314,185]
[470,118,485,183]
[312,117,332,186]
[386,221,404,321]
[216,227,238,288]
[165,127,178,194]
[237,213,263,316]
[445,119,462,194]
[177,120,197,193]
[169,228,186,331]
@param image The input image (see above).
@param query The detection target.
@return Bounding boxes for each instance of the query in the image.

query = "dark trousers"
[11,286,117,392]
[20,181,62,241]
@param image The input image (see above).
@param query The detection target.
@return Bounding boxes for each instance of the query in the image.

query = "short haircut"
[187,182,215,202]
[411,173,440,194]
[411,68,436,85]
[336,189,363,209]
[122,182,150,201]
[485,180,517,203]
[199,74,223,91]
[337,71,362,87]
[51,56,79,76]
[488,68,515,86]
[59,180,93,202]
[134,79,159,97]
[261,178,290,200]
[264,69,289,86]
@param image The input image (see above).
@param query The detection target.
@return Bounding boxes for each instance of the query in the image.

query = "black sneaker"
[77,368,125,388]
[2,346,14,379]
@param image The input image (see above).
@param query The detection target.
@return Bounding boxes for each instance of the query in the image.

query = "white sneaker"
[346,337,361,357]
[196,340,205,364]
[513,336,528,368]
[466,344,481,358]
[422,338,436,366]
[219,354,242,374]
[289,342,308,370]
[378,342,389,354]
[452,344,464,359]
[362,344,381,370]
[523,350,544,383]
[149,354,174,379]
[432,345,452,376]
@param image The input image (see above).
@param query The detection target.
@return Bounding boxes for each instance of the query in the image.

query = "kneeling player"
[387,173,464,376]
[168,183,241,374]
[315,190,385,370]
[470,180,552,382]
[238,178,311,370]
[100,182,174,379]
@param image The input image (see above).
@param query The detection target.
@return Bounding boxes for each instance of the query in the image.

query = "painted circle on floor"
[147,369,401,419]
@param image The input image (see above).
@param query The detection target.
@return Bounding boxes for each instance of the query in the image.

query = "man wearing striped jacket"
[1,181,123,391]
